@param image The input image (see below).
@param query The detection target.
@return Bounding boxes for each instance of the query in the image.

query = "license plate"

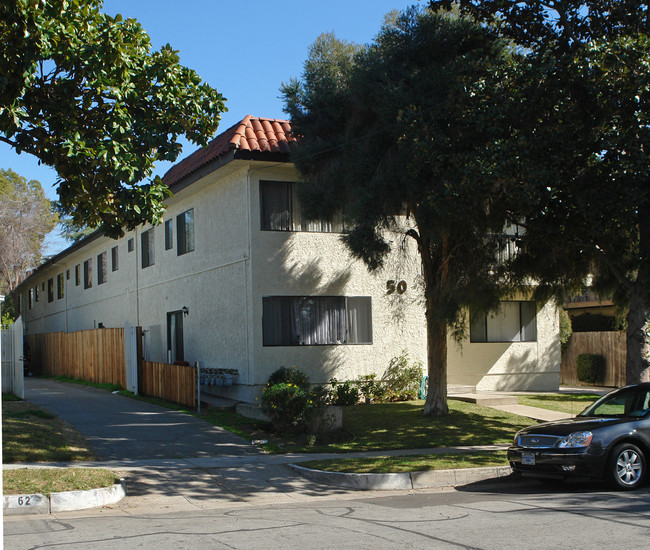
[522,452,535,466]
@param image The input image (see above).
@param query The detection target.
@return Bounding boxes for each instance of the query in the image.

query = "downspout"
[134,227,140,327]
[245,166,252,385]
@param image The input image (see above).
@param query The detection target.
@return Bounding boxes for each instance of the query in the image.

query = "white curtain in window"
[486,302,521,342]
[347,297,372,343]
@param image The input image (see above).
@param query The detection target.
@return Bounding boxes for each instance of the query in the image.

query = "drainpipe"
[245,166,252,386]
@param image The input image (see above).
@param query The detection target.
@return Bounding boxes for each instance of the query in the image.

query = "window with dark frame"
[470,301,537,343]
[57,273,64,299]
[260,180,345,233]
[28,288,33,309]
[262,296,372,346]
[83,259,92,289]
[128,238,134,252]
[141,229,154,268]
[97,252,107,284]
[176,209,194,255]
[164,219,173,250]
[111,246,119,271]
[66,269,70,280]
[35,285,39,302]
[75,264,80,286]
[47,278,54,302]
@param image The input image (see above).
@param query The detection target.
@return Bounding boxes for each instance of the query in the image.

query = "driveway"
[19,378,360,509]
[23,377,256,461]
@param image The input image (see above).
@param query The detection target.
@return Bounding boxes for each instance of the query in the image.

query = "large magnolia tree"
[0,0,226,237]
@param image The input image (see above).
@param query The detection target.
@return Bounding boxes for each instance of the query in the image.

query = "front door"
[167,311,184,363]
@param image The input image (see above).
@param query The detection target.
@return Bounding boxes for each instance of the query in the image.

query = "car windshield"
[579,386,650,418]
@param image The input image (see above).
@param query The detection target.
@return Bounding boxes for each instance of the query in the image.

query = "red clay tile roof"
[162,115,295,188]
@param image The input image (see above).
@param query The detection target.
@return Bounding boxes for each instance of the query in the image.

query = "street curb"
[289,464,513,491]
[3,479,127,516]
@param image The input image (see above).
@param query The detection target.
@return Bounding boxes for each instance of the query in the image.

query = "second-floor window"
[141,229,154,268]
[97,252,107,284]
[177,209,194,255]
[111,246,119,271]
[75,264,80,286]
[57,273,64,299]
[164,219,173,250]
[260,180,345,233]
[84,259,92,289]
[47,278,54,302]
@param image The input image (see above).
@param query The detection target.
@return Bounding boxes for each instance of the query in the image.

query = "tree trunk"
[626,198,650,384]
[421,232,450,416]
[423,315,449,415]
[626,288,650,384]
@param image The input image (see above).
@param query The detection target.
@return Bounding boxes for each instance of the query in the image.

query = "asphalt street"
[5,479,650,549]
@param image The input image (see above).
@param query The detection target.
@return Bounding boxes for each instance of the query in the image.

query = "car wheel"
[607,443,646,490]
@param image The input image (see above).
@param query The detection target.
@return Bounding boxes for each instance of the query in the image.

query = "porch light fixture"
[182,306,189,317]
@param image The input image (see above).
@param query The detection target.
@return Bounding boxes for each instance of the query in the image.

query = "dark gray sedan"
[508,383,650,490]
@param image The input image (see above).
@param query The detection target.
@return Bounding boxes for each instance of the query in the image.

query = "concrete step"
[447,385,476,394]
[199,393,239,410]
[449,393,519,407]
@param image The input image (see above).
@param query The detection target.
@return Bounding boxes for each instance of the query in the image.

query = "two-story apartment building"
[16,115,561,402]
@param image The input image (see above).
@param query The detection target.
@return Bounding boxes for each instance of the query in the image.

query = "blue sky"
[0,0,419,254]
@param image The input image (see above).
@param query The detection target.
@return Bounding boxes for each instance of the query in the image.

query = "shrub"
[576,354,606,385]
[329,378,360,406]
[261,367,327,434]
[382,351,424,401]
[357,374,386,403]
[266,366,310,390]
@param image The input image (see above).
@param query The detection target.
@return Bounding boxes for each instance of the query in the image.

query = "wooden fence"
[561,331,626,387]
[26,328,196,408]
[26,328,126,388]
[140,361,196,408]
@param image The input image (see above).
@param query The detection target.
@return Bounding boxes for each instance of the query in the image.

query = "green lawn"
[517,393,601,416]
[3,468,120,495]
[2,394,119,495]
[2,398,97,463]
[299,451,509,473]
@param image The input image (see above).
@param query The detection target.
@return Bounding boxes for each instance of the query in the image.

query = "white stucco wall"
[18,157,561,402]
[242,165,427,402]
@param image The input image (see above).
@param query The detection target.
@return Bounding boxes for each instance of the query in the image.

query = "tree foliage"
[283,8,514,415]
[0,0,226,237]
[428,1,650,383]
[0,168,57,294]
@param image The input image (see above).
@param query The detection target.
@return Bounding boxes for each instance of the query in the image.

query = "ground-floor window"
[263,296,372,346]
[470,301,537,343]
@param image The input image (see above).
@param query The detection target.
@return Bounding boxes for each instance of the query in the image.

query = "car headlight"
[557,431,593,448]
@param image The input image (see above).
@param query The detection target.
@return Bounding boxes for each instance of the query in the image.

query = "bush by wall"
[329,378,360,406]
[382,350,424,401]
[261,367,327,434]
[576,353,606,385]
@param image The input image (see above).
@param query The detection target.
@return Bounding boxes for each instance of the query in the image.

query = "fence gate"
[1,315,24,399]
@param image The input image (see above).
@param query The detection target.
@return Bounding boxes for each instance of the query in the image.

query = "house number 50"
[386,280,407,295]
